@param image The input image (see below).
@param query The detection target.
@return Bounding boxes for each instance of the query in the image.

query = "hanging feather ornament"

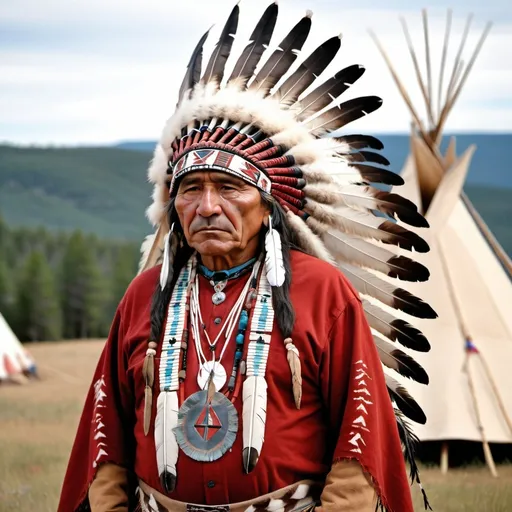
[159,223,177,291]
[142,341,158,436]
[242,375,268,473]
[264,216,285,287]
[155,391,180,492]
[284,338,302,409]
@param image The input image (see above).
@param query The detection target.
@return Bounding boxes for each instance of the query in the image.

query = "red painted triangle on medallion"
[194,403,222,441]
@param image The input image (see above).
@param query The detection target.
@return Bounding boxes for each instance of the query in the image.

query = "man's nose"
[196,187,222,217]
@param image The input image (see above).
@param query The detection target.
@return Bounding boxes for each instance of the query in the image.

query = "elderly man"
[59,4,435,512]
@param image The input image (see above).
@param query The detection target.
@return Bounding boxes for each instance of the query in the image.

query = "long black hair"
[148,193,298,346]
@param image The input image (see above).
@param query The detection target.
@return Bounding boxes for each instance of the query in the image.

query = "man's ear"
[262,215,270,228]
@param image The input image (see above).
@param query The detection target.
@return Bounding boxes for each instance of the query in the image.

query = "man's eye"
[184,186,200,193]
[221,185,236,191]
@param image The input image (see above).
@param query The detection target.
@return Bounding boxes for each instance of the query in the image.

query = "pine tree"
[60,231,107,338]
[15,250,62,341]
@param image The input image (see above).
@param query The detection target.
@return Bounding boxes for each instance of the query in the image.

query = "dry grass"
[1,340,511,511]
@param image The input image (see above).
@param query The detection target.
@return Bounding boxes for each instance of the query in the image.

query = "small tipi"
[371,10,512,475]
[0,313,37,384]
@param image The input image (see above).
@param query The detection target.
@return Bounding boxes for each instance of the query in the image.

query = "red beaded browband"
[167,122,306,214]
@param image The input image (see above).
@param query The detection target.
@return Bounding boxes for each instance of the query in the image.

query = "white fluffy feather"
[264,219,285,287]
[154,391,179,486]
[242,375,267,473]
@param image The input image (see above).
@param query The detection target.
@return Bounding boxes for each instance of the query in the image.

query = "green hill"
[0,144,510,257]
[0,145,153,240]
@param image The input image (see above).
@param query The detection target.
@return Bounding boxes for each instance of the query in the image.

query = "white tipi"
[371,10,512,475]
[0,313,37,384]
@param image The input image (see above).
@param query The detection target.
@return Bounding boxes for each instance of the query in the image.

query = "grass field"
[1,340,511,511]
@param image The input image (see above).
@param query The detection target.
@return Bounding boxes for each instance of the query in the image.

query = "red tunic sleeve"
[58,300,137,512]
[320,296,414,512]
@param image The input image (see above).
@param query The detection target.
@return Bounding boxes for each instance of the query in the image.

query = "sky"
[0,0,511,145]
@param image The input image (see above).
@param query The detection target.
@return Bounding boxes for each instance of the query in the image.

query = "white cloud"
[0,0,510,144]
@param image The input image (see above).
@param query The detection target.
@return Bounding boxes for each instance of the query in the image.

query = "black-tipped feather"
[372,189,429,227]
[229,3,278,84]
[362,299,431,351]
[385,374,427,424]
[305,96,383,134]
[202,4,240,86]
[274,36,342,107]
[345,150,390,167]
[334,134,384,150]
[178,29,210,106]
[374,334,429,384]
[378,221,430,253]
[340,263,437,318]
[350,164,404,185]
[295,65,366,120]
[250,14,312,95]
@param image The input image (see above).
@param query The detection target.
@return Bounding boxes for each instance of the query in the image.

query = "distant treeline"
[0,215,140,342]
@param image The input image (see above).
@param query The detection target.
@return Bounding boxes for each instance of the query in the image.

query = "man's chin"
[191,240,237,257]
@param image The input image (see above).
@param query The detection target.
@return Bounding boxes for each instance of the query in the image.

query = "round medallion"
[174,390,238,462]
[212,291,226,305]
[197,361,227,391]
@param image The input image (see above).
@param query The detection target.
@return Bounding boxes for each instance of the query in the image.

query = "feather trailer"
[305,202,430,253]
[177,28,210,107]
[385,373,426,424]
[293,64,366,120]
[228,2,278,86]
[250,12,312,95]
[317,226,430,282]
[346,163,404,186]
[273,35,342,107]
[201,4,240,87]
[264,216,286,286]
[362,299,431,352]
[339,262,437,318]
[285,211,335,264]
[304,96,383,135]
[138,232,157,273]
[374,333,429,384]
[344,150,390,167]
[155,391,180,493]
[395,410,432,509]
[242,375,268,473]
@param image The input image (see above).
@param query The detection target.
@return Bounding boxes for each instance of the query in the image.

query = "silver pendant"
[197,361,227,391]
[212,291,226,305]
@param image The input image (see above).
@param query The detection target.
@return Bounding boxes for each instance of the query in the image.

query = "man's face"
[174,171,270,265]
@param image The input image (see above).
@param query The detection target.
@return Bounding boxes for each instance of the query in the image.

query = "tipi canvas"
[0,313,37,383]
[372,10,512,474]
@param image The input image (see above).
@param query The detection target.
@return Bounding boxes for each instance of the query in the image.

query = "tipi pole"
[464,353,499,477]
[438,242,499,477]
[422,10,434,127]
[437,9,453,123]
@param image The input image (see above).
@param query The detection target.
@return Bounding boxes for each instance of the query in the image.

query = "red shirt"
[59,250,413,511]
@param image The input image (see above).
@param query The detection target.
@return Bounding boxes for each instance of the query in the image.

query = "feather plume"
[362,299,431,352]
[374,334,429,384]
[138,232,157,273]
[264,217,285,286]
[304,96,383,135]
[202,4,240,86]
[177,29,210,107]
[273,35,342,107]
[250,13,312,96]
[339,263,437,318]
[385,373,426,424]
[305,202,430,253]
[304,183,428,227]
[242,375,268,473]
[318,226,430,282]
[347,163,404,186]
[155,391,179,492]
[294,64,366,120]
[344,150,390,167]
[229,3,278,85]
[333,134,384,150]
